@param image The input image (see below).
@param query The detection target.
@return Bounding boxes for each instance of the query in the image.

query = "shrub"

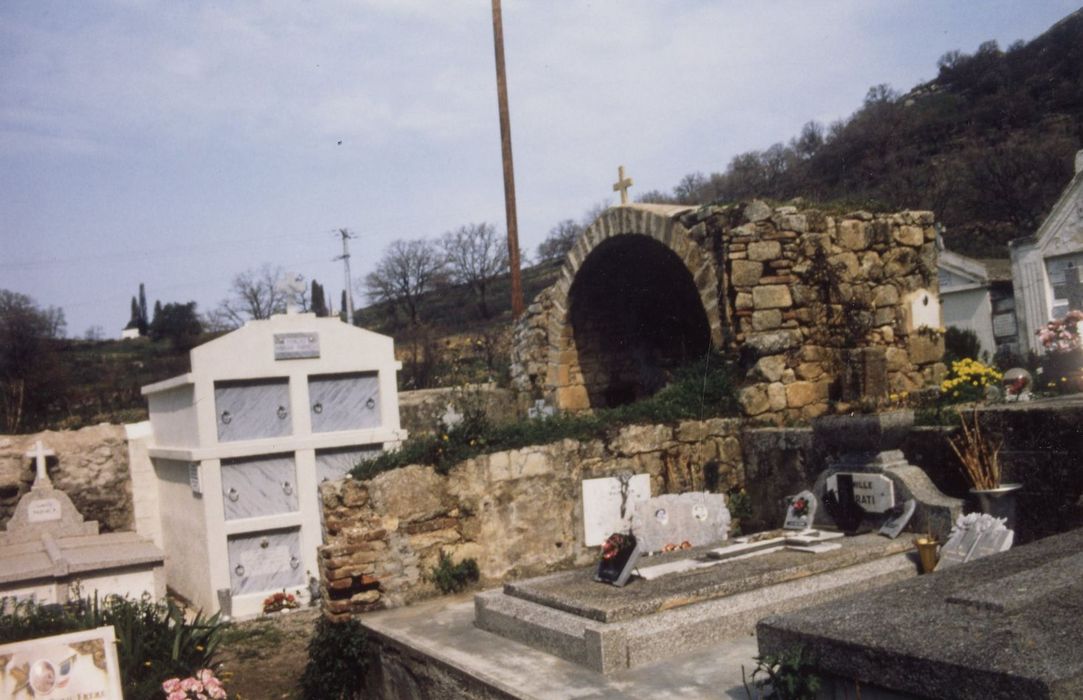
[943,326,984,365]
[0,595,224,700]
[352,352,738,479]
[299,616,370,700]
[743,647,822,700]
[429,553,480,594]
[938,357,1002,405]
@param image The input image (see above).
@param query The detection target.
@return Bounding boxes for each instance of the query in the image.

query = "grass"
[352,352,739,479]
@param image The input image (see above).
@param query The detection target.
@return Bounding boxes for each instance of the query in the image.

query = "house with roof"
[938,250,1017,359]
[1009,149,1083,354]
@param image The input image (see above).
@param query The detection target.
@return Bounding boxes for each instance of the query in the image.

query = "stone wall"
[317,418,745,619]
[397,385,520,436]
[0,424,133,533]
[511,202,946,422]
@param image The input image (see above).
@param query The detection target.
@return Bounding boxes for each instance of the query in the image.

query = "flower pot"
[970,482,1022,531]
[914,536,939,574]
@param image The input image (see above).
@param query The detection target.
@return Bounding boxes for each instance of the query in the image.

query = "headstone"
[783,490,817,531]
[631,492,730,554]
[527,399,555,419]
[878,498,916,539]
[594,533,642,587]
[936,512,1013,570]
[822,473,867,533]
[826,472,895,513]
[582,474,650,547]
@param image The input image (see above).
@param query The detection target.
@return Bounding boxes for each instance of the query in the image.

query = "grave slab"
[476,533,917,673]
[757,526,1083,700]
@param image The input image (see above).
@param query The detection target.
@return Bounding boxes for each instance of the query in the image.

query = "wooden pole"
[491,0,524,317]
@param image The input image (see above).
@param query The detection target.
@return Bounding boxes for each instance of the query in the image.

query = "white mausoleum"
[1010,149,1083,354]
[134,313,405,618]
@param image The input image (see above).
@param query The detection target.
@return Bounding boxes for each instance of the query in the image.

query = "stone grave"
[0,441,164,604]
[758,526,1083,699]
[134,309,406,618]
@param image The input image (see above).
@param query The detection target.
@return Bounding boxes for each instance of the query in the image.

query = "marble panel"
[308,373,381,433]
[220,454,299,521]
[315,445,382,483]
[227,528,304,596]
[214,379,292,442]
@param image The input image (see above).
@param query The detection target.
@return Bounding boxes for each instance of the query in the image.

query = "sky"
[2,0,1080,338]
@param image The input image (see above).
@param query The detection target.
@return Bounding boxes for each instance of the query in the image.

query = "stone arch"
[545,204,724,411]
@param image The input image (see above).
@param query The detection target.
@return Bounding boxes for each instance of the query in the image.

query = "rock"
[785,381,827,408]
[731,260,764,287]
[748,240,782,261]
[610,424,673,455]
[754,355,787,382]
[738,385,770,416]
[350,590,381,604]
[752,285,793,310]
[893,225,924,246]
[908,333,944,365]
[751,309,782,331]
[744,200,773,223]
[368,465,449,523]
[745,330,802,356]
[837,220,867,250]
[735,292,754,310]
[767,383,787,411]
[873,284,900,307]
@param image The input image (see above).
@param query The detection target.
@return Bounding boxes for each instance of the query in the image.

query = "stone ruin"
[511,201,945,422]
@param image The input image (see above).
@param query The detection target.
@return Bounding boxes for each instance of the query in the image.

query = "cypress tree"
[137,283,149,335]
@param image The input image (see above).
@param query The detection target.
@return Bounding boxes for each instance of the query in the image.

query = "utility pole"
[334,228,356,324]
[491,0,524,317]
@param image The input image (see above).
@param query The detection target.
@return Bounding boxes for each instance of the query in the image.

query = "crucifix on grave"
[612,165,634,205]
[25,440,55,491]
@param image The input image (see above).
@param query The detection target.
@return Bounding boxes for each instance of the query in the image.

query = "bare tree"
[217,264,287,325]
[441,223,508,319]
[364,239,445,325]
[536,219,582,263]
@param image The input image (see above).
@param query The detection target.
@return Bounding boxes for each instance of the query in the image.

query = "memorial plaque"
[937,513,1013,570]
[188,463,202,495]
[26,499,62,523]
[631,492,730,554]
[0,627,123,699]
[784,490,817,531]
[878,498,916,539]
[827,473,895,513]
[274,332,320,360]
[582,474,650,547]
[227,528,304,595]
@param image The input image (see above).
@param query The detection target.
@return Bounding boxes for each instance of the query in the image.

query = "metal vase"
[970,483,1022,531]
[914,537,939,574]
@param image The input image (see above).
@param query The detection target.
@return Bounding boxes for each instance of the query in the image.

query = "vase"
[914,536,939,574]
[970,482,1022,531]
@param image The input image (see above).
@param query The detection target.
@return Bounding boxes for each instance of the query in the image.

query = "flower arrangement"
[161,669,227,700]
[601,533,635,560]
[939,358,1003,404]
[1037,310,1083,353]
[261,590,299,614]
[788,495,810,517]
[948,408,1002,490]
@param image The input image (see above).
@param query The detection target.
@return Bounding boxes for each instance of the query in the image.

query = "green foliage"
[149,301,203,350]
[0,595,224,700]
[944,326,984,365]
[352,353,738,479]
[429,552,480,594]
[299,616,370,700]
[743,647,822,700]
[0,289,69,433]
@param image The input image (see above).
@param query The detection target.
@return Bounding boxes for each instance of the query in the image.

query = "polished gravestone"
[475,532,917,674]
[758,526,1083,699]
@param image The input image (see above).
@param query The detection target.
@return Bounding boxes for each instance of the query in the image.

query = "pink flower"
[180,677,204,693]
[162,678,182,693]
[167,692,187,700]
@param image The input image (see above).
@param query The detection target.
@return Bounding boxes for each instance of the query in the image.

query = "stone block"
[744,200,773,222]
[794,362,823,380]
[738,385,770,416]
[872,284,899,307]
[893,225,924,246]
[785,381,827,408]
[556,384,590,411]
[751,309,782,331]
[828,252,860,278]
[767,383,787,411]
[731,260,764,287]
[885,347,909,372]
[735,292,753,310]
[753,355,787,382]
[676,421,711,442]
[882,247,916,277]
[837,220,866,250]
[611,424,673,455]
[745,330,802,356]
[908,333,944,365]
[752,285,793,310]
[747,240,782,261]
[369,465,448,523]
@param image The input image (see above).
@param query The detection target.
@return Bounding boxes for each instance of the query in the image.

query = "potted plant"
[948,408,1021,529]
[1036,310,1083,393]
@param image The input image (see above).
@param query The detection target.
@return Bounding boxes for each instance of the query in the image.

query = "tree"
[217,264,288,325]
[339,290,348,323]
[0,290,67,433]
[138,283,149,335]
[441,223,509,319]
[126,296,140,331]
[364,239,445,325]
[149,301,203,350]
[536,219,582,263]
[311,280,329,317]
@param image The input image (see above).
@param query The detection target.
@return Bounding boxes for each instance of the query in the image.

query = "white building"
[938,250,1016,359]
[1009,149,1083,354]
[134,313,405,618]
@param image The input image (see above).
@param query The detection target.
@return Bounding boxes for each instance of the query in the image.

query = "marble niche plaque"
[582,474,650,547]
[784,490,817,531]
[826,473,895,513]
[631,492,731,554]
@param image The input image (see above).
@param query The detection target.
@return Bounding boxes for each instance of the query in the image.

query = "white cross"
[612,165,634,205]
[25,440,55,490]
[276,272,306,314]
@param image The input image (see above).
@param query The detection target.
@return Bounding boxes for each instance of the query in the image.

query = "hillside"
[644,8,1083,258]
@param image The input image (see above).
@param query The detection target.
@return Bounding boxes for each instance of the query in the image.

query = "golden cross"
[612,165,634,205]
